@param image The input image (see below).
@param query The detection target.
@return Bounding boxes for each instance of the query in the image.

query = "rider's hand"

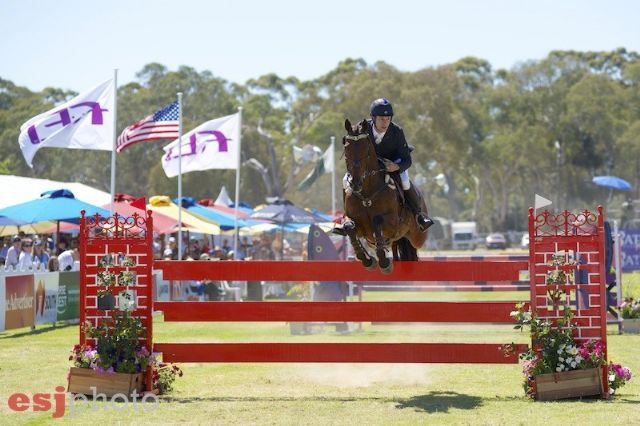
[383,159,399,172]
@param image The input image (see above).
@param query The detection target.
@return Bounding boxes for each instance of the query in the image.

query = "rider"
[334,98,434,235]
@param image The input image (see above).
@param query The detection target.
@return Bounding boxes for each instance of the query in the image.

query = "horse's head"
[343,118,374,193]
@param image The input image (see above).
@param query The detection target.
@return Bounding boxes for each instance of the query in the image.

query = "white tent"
[0,175,111,209]
[215,185,233,207]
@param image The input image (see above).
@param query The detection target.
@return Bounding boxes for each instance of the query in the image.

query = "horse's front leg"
[372,215,392,274]
[344,219,377,271]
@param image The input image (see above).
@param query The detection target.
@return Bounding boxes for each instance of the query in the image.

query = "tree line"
[1,48,639,232]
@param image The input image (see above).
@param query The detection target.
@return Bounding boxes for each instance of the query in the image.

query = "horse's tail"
[394,237,419,261]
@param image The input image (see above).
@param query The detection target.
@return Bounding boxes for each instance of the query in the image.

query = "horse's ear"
[344,119,352,134]
[360,119,369,133]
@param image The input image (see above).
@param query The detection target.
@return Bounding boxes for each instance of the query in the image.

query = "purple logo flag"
[18,78,114,167]
[161,112,240,177]
[117,102,180,153]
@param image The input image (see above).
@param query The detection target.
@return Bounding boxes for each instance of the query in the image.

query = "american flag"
[116,102,180,153]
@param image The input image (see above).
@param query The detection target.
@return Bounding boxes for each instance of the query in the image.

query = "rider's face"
[373,116,391,133]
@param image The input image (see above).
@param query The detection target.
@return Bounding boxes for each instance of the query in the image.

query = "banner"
[57,271,80,321]
[5,275,34,330]
[34,273,58,325]
[161,112,240,177]
[18,78,115,167]
[619,229,640,272]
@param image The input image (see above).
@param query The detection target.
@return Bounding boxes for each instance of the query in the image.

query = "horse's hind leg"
[345,220,377,271]
[373,217,392,274]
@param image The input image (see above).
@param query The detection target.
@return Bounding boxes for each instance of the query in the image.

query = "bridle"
[343,132,387,206]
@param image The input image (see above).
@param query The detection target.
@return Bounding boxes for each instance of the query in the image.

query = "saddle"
[388,171,406,206]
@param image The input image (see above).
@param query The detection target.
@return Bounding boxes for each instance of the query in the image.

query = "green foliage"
[1,48,639,230]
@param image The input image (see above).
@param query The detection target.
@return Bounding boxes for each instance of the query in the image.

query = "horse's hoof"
[380,263,393,275]
[364,258,377,271]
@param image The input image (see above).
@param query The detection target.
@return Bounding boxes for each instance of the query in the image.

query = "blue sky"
[1,0,638,92]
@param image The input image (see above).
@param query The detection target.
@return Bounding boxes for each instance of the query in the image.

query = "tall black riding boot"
[404,185,434,232]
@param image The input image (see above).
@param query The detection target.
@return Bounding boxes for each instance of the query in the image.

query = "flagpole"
[330,136,336,215]
[177,92,183,260]
[109,69,118,214]
[233,107,242,259]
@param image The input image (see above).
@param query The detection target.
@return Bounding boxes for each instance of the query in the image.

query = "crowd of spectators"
[0,233,79,272]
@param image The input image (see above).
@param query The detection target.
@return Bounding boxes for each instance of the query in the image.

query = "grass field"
[1,279,638,425]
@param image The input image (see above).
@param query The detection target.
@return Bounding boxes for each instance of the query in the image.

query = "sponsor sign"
[5,275,35,330]
[34,273,59,325]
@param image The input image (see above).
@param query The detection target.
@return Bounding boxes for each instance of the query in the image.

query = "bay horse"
[341,118,428,273]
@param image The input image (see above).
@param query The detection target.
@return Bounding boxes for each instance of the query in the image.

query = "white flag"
[162,112,240,178]
[18,79,115,167]
[534,194,553,210]
[323,143,334,173]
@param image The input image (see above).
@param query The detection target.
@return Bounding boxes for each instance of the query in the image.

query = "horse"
[341,118,428,274]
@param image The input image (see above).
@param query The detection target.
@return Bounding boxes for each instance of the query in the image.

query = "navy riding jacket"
[366,119,412,173]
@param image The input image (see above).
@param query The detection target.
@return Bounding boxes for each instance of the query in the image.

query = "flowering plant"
[509,303,632,397]
[71,311,183,393]
[152,362,183,394]
[608,363,633,395]
[80,312,153,374]
[619,297,640,319]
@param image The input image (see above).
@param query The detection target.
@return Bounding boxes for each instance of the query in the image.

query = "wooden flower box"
[623,318,640,334]
[67,367,144,397]
[535,367,603,401]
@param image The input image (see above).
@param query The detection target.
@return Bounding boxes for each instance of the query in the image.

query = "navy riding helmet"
[370,98,394,117]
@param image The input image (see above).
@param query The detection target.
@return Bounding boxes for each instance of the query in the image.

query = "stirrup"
[416,214,434,232]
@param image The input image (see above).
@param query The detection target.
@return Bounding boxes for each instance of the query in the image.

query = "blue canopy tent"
[0,189,110,223]
[0,189,110,240]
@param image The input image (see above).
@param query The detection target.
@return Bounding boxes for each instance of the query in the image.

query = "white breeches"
[343,171,410,191]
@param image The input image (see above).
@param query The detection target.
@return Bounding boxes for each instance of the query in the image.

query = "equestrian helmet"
[370,98,394,117]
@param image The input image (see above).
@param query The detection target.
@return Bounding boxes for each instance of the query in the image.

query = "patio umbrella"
[249,199,318,225]
[0,189,110,224]
[592,176,632,191]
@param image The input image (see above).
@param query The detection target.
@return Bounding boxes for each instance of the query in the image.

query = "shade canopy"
[174,197,250,230]
[146,196,221,235]
[0,189,110,224]
[592,176,632,191]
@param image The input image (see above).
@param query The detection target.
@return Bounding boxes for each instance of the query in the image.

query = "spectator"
[4,236,22,269]
[17,239,34,270]
[56,238,68,255]
[32,239,50,270]
[47,255,59,272]
[168,236,178,260]
[58,248,79,271]
[221,239,231,257]
[152,236,162,259]
[0,236,10,259]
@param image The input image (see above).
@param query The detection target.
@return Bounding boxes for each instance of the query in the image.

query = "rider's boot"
[332,189,349,236]
[404,184,434,232]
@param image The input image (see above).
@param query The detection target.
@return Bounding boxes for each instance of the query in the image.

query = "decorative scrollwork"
[83,212,151,241]
[533,208,599,237]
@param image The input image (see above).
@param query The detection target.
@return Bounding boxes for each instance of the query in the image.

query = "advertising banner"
[619,229,640,272]
[5,275,35,330]
[57,271,79,321]
[34,272,58,325]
